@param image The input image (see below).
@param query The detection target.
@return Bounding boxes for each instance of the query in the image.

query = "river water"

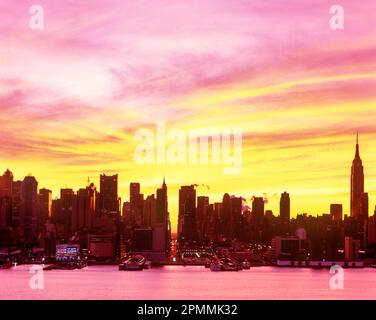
[1,265,375,300]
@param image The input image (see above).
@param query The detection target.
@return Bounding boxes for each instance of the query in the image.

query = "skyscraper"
[55,188,75,234]
[130,182,143,226]
[0,169,13,197]
[72,183,96,232]
[99,174,119,213]
[0,170,13,228]
[252,197,264,226]
[230,196,242,239]
[130,183,141,204]
[155,178,170,250]
[20,175,39,241]
[156,179,168,225]
[197,196,209,241]
[350,132,365,220]
[12,180,22,227]
[330,204,343,221]
[220,193,231,237]
[144,194,156,227]
[38,188,52,227]
[178,185,197,242]
[280,192,290,223]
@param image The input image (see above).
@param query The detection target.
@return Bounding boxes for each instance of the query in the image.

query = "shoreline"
[3,263,374,270]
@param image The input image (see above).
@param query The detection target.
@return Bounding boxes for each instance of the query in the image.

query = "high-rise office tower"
[0,170,13,228]
[20,175,39,241]
[72,183,96,232]
[205,204,218,242]
[54,188,75,233]
[12,180,22,227]
[38,188,52,227]
[155,178,170,250]
[130,183,141,204]
[0,197,11,229]
[0,169,13,197]
[178,185,197,241]
[351,132,365,219]
[230,196,242,239]
[156,179,168,224]
[99,174,119,213]
[144,194,156,227]
[129,182,143,226]
[280,192,290,223]
[122,201,131,218]
[330,204,343,221]
[220,193,231,236]
[197,196,209,241]
[252,197,264,226]
[60,189,75,209]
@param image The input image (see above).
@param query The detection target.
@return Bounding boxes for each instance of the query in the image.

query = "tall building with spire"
[155,177,170,251]
[351,132,365,219]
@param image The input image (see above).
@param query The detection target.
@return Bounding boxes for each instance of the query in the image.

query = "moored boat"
[43,260,87,271]
[119,255,151,271]
[210,257,241,272]
[210,261,223,271]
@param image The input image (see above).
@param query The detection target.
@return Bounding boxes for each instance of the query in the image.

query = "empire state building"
[350,132,364,219]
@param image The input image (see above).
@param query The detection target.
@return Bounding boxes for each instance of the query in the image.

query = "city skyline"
[0,132,373,232]
[1,0,376,232]
[2,1,376,303]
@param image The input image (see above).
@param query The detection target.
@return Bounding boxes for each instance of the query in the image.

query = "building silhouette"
[99,174,119,214]
[178,185,197,242]
[143,194,156,227]
[20,175,39,241]
[196,196,209,241]
[351,132,365,220]
[0,169,13,197]
[330,204,343,221]
[38,188,52,227]
[130,182,144,226]
[72,183,96,233]
[252,197,264,226]
[230,196,242,239]
[219,193,231,239]
[280,192,290,223]
[155,178,170,250]
[11,180,22,228]
[0,169,13,228]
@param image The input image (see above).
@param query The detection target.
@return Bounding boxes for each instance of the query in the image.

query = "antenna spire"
[355,130,360,159]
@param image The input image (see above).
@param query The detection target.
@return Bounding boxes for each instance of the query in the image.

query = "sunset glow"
[1,0,376,230]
